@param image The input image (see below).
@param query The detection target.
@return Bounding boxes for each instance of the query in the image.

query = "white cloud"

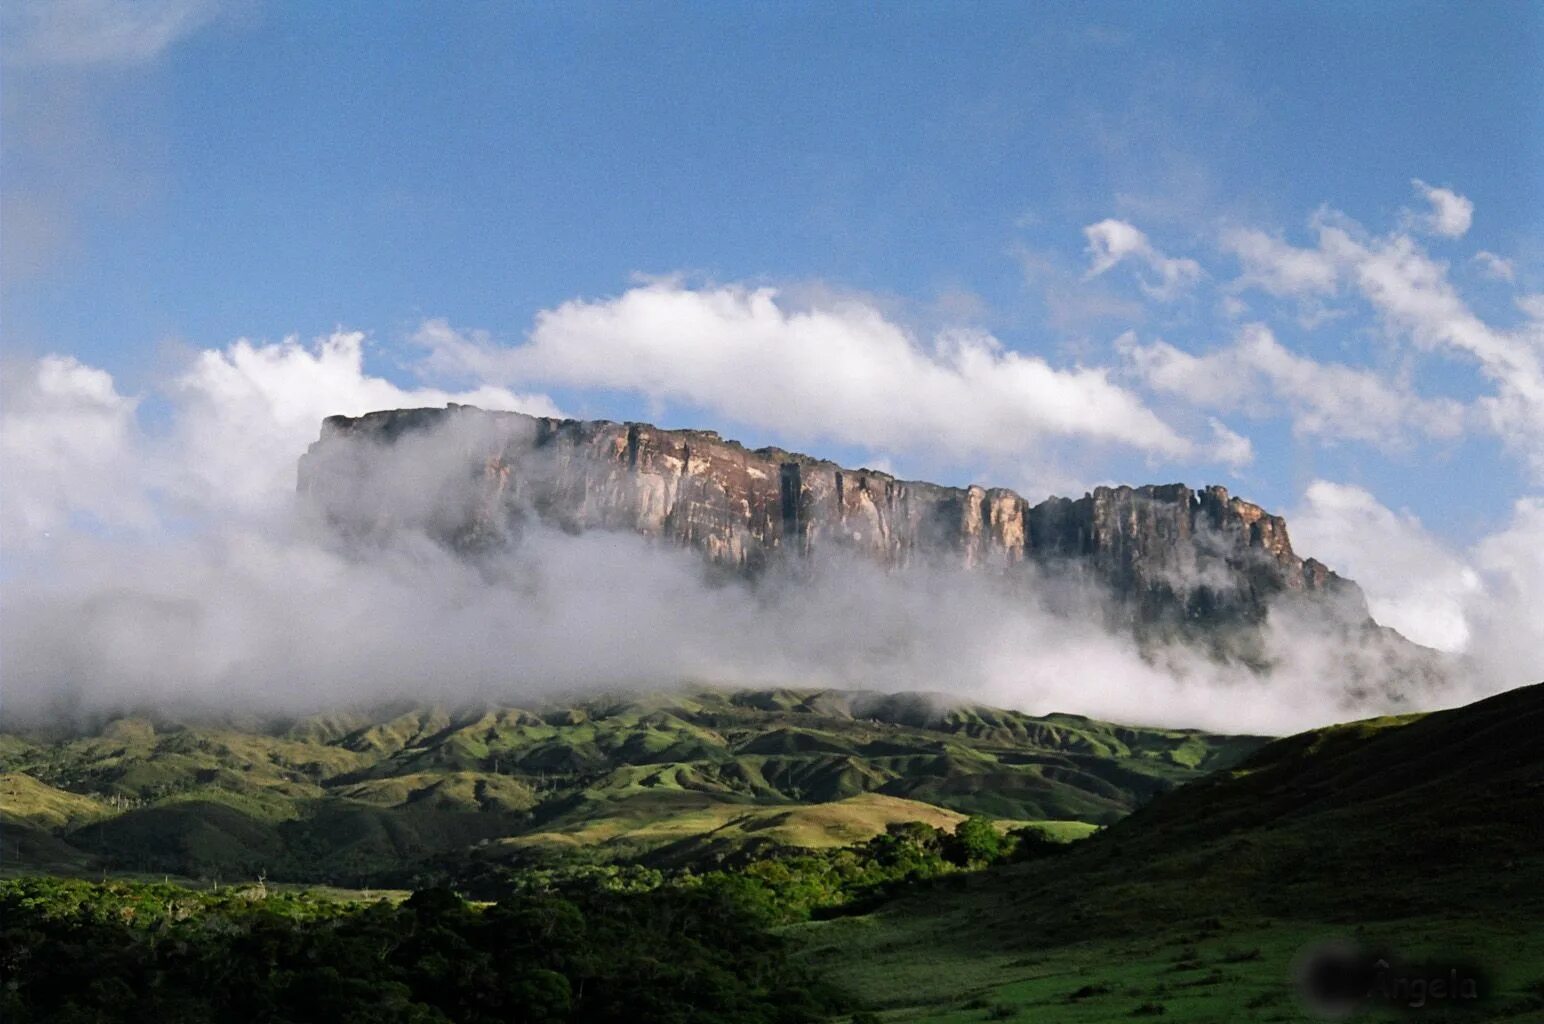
[1084,219,1149,276]
[1222,227,1338,297]
[0,355,147,539]
[170,331,560,517]
[1474,250,1516,282]
[1518,294,1544,321]
[1217,294,1250,319]
[1468,497,1544,686]
[1314,216,1544,475]
[2,333,1530,734]
[1290,481,1480,652]
[3,0,225,67]
[1122,323,1467,448]
[1290,482,1544,694]
[414,282,1204,464]
[0,333,559,545]
[1410,179,1474,238]
[1082,218,1204,301]
[1206,418,1253,471]
[1209,199,1544,478]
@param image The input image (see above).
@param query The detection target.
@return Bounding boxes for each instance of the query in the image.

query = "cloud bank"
[1290,482,1544,689]
[414,281,1239,470]
[0,332,1479,736]
[1,331,556,545]
[1122,324,1468,448]
[4,184,1540,736]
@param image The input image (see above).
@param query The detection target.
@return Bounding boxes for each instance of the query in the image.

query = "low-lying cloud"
[6,181,1542,737]
[1,331,1522,737]
[1292,482,1544,687]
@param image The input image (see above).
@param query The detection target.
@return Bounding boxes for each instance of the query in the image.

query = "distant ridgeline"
[299,405,1441,673]
[0,687,1263,885]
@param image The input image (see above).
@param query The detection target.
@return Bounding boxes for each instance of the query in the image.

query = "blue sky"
[4,1,1543,659]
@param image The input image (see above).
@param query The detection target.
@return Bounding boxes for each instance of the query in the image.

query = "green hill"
[801,681,1544,1022]
[0,687,1260,884]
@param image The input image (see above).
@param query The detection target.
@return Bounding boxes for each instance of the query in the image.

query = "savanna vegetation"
[801,682,1544,1022]
[9,683,1543,1022]
[0,687,1254,885]
[0,814,1054,1023]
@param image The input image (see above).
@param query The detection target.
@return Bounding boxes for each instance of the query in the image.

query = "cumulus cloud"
[1206,198,1544,478]
[0,355,147,538]
[1468,498,1544,687]
[1518,294,1544,321]
[1122,323,1467,448]
[414,282,1212,465]
[1313,214,1544,475]
[1289,481,1544,696]
[1206,418,1254,471]
[1289,482,1481,652]
[1082,218,1204,300]
[0,339,1486,735]
[1,332,557,549]
[1222,227,1338,297]
[168,331,558,517]
[1410,179,1474,238]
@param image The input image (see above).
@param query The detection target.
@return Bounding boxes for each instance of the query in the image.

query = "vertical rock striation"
[298,405,1365,632]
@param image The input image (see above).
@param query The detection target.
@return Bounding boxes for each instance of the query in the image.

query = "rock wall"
[298,405,1365,631]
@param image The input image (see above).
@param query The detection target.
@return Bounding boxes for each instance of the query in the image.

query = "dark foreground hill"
[801,681,1544,1021]
[0,687,1261,884]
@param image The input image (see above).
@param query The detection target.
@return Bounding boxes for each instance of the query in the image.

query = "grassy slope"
[0,688,1259,882]
[797,682,1544,1022]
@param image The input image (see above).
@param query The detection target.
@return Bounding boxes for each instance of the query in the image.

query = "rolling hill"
[0,687,1261,884]
[800,681,1544,1022]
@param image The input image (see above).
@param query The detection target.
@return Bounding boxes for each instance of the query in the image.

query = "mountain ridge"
[0,686,1264,882]
[298,404,1370,637]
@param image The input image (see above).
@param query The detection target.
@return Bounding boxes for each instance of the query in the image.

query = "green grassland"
[0,687,1260,884]
[6,682,1543,1022]
[794,682,1544,1022]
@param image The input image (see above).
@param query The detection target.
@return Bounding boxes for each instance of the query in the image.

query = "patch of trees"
[469,816,1069,926]
[0,818,1068,1022]
[0,877,844,1023]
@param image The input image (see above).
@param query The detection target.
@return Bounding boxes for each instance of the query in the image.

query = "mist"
[0,339,1511,736]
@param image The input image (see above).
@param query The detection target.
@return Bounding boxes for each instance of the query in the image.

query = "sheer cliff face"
[298,405,1364,631]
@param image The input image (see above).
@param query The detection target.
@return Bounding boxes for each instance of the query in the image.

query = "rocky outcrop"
[298,405,1368,637]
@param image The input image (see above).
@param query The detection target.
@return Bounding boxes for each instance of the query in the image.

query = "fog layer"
[0,337,1508,734]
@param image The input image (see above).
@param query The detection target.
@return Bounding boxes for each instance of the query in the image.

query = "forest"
[0,817,1049,1023]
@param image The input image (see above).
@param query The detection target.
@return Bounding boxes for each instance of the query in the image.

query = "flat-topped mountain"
[298,405,1368,639]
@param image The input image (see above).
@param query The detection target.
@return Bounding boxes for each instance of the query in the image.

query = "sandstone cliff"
[297,405,1367,639]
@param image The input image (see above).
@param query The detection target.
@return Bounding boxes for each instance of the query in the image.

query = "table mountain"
[299,405,1365,636]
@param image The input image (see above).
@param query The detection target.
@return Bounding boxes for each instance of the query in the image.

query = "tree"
[944,816,1002,866]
